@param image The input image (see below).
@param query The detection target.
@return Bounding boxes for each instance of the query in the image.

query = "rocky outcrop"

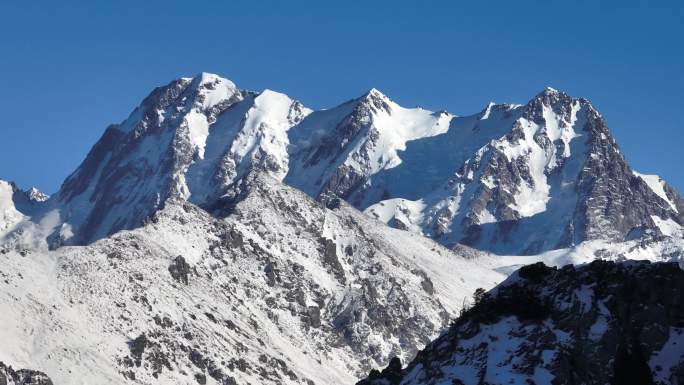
[359,260,684,385]
[168,255,191,284]
[0,362,53,385]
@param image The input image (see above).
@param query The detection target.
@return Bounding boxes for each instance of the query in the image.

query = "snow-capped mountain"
[6,73,677,256]
[358,260,684,385]
[2,72,684,384]
[360,88,684,254]
[0,176,502,385]
[48,73,309,246]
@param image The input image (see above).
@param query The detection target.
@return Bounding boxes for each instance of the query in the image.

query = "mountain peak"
[526,86,578,116]
[360,87,389,102]
[188,72,240,109]
[351,87,392,116]
[257,88,290,100]
[477,101,497,119]
[367,87,384,95]
[26,187,49,203]
[176,72,236,91]
[195,71,232,85]
[534,86,569,99]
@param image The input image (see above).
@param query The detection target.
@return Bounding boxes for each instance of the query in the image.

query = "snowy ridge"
[183,73,240,159]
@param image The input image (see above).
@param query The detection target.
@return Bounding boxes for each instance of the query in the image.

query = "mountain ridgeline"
[3,73,682,255]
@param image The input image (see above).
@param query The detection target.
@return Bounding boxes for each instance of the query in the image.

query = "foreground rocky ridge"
[359,260,684,385]
[0,176,502,384]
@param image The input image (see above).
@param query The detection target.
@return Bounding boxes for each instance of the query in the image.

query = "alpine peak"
[359,87,390,104]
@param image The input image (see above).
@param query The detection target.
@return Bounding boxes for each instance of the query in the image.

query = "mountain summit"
[50,74,308,245]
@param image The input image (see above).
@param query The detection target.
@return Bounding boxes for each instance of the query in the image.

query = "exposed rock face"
[359,260,684,385]
[0,362,53,385]
[168,255,191,284]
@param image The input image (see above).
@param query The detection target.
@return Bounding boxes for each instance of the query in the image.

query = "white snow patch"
[477,208,497,225]
[365,198,427,233]
[651,327,684,383]
[651,215,683,237]
[186,73,240,159]
[184,111,211,159]
[0,180,24,235]
[634,171,679,212]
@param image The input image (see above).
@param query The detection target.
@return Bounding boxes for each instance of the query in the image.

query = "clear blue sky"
[1,1,682,193]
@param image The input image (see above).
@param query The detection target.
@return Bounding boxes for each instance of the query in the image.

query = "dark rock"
[0,362,53,385]
[128,333,148,367]
[169,255,191,284]
[411,269,435,295]
[194,373,207,384]
[306,306,321,328]
[518,262,554,283]
[320,238,346,284]
[189,349,206,370]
